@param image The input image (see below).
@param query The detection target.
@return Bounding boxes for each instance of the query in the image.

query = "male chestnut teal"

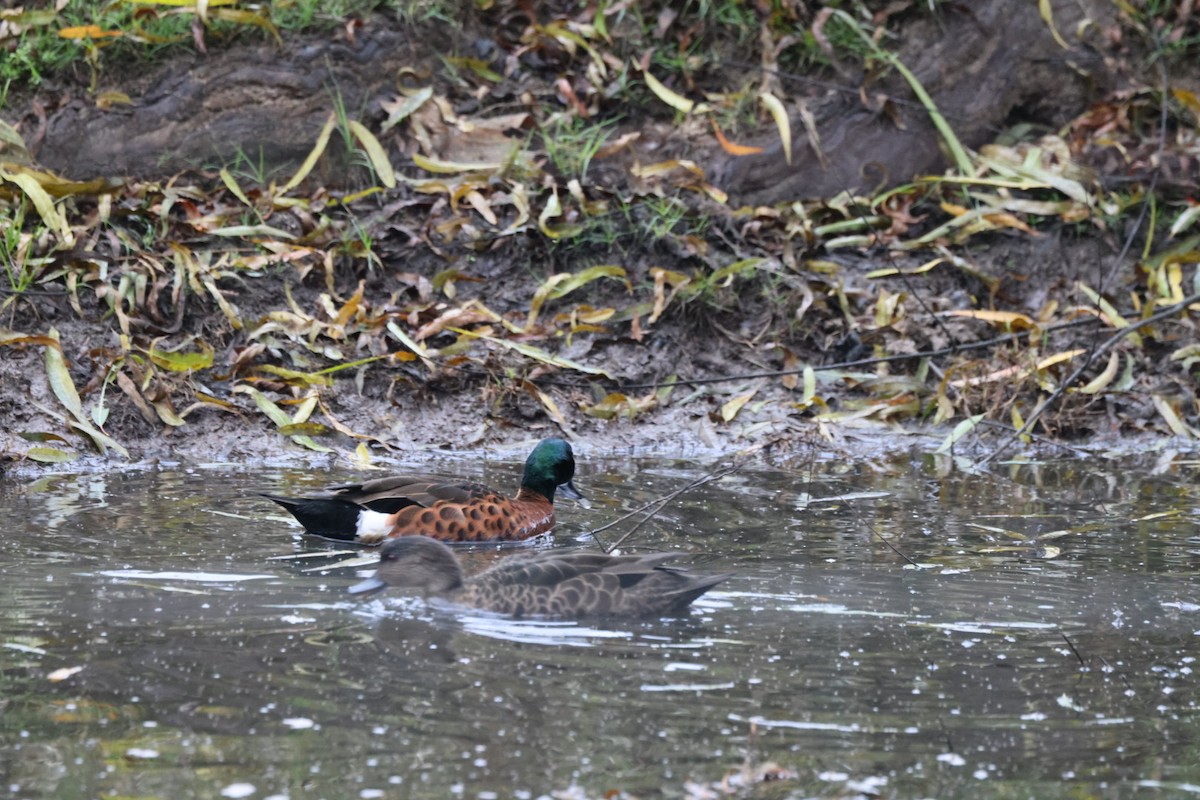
[348,535,730,619]
[262,438,584,544]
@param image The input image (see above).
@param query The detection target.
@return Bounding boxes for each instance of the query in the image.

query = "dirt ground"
[2,2,1198,474]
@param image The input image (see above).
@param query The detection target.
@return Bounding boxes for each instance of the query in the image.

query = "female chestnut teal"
[262,438,584,544]
[348,535,730,619]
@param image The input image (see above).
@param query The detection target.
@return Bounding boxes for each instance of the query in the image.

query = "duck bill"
[558,479,590,508]
[348,575,388,596]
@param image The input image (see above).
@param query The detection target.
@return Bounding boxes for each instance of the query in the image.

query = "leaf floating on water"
[46,666,84,682]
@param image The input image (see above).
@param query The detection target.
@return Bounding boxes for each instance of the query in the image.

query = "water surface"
[2,450,1198,798]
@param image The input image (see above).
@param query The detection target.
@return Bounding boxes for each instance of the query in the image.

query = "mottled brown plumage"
[348,536,731,619]
[262,439,583,544]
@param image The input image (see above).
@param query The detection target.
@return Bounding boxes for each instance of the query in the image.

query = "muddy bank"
[3,1,1199,476]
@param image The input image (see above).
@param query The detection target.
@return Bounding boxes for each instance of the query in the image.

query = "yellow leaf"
[0,168,73,244]
[642,69,709,114]
[351,442,373,469]
[945,309,1036,330]
[1011,405,1030,443]
[253,364,333,387]
[146,343,214,372]
[523,381,576,438]
[528,266,629,328]
[802,366,816,405]
[463,189,498,226]
[208,224,295,239]
[380,87,433,133]
[629,160,705,179]
[386,321,436,370]
[982,211,1037,235]
[220,167,253,207]
[935,414,983,453]
[582,392,657,420]
[1169,204,1200,239]
[58,25,123,39]
[1152,394,1200,438]
[452,329,613,378]
[759,92,792,165]
[233,385,291,427]
[277,422,331,436]
[42,329,128,457]
[1034,349,1086,370]
[347,120,396,188]
[536,187,583,239]
[648,267,692,324]
[1076,282,1133,338]
[1038,0,1070,48]
[280,112,336,194]
[25,447,78,463]
[232,385,333,452]
[43,329,83,419]
[1077,351,1119,395]
[152,398,186,427]
[721,388,758,422]
[95,91,133,109]
[211,9,282,45]
[411,152,501,174]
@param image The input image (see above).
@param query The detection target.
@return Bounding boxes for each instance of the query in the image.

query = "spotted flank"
[262,438,584,544]
[348,535,730,620]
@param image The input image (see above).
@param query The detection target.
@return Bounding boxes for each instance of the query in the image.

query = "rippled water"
[2,449,1199,799]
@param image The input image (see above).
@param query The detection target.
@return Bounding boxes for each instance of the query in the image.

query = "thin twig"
[595,462,744,553]
[1061,632,1086,668]
[864,518,922,568]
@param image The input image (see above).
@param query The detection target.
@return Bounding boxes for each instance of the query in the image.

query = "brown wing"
[325,476,497,512]
[463,555,728,618]
[480,551,678,586]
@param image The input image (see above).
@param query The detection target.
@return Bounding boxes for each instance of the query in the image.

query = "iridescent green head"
[521,438,584,503]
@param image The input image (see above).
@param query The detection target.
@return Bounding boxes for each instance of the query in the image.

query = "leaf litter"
[0,1,1198,467]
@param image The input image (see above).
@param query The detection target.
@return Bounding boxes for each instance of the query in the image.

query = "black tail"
[260,494,363,541]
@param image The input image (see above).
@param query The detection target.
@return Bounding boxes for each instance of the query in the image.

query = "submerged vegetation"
[0,1,1199,465]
